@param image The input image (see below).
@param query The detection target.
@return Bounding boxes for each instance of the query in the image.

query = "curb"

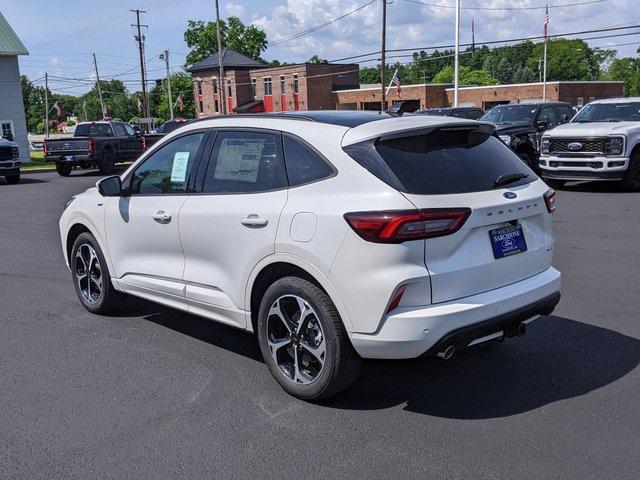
[22,168,57,174]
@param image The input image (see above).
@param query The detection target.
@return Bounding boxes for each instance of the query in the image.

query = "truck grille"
[0,146,12,160]
[549,138,604,156]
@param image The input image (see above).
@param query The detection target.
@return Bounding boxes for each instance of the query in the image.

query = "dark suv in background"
[480,102,575,170]
[417,106,485,120]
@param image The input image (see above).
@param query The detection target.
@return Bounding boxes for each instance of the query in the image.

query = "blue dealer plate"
[489,223,528,259]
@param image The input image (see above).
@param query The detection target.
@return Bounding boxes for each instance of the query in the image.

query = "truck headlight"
[604,136,624,156]
[11,146,19,158]
[499,135,511,145]
[540,137,550,155]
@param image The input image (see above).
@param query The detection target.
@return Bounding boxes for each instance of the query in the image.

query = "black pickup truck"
[44,121,143,176]
[480,102,575,170]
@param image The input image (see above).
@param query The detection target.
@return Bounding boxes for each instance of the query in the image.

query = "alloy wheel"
[266,295,326,385]
[74,243,102,304]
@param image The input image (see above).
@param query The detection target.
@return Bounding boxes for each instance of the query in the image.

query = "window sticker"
[171,151,190,182]
[215,138,266,183]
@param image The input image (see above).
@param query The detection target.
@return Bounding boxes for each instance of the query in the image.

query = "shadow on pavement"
[113,298,640,418]
[325,316,640,418]
[3,177,49,185]
[559,181,635,194]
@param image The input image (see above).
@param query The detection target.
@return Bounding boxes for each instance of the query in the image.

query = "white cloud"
[226,2,246,17]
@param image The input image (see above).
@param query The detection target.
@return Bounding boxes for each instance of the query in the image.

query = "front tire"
[70,232,125,314]
[5,174,20,184]
[257,276,360,401]
[56,164,72,177]
[622,155,640,192]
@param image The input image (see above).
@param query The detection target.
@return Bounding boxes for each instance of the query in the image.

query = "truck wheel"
[5,174,20,184]
[545,179,565,189]
[56,164,72,177]
[79,161,92,169]
[622,155,640,192]
[99,151,115,175]
[71,232,126,314]
[257,276,361,401]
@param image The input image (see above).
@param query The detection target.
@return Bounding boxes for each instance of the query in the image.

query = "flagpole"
[453,0,461,107]
[385,68,398,95]
[542,4,548,101]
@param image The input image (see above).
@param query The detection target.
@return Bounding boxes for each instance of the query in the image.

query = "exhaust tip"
[436,344,456,360]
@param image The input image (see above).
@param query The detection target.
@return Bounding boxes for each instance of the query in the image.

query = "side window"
[557,106,573,123]
[538,107,557,127]
[130,132,206,195]
[283,135,335,186]
[124,124,136,136]
[113,123,127,136]
[203,131,286,194]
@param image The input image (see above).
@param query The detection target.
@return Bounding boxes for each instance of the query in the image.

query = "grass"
[23,151,56,171]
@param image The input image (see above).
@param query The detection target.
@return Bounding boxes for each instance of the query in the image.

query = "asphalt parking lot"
[1,170,639,479]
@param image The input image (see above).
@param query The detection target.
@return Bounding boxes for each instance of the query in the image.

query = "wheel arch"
[63,217,115,275]
[245,255,354,334]
[629,142,640,158]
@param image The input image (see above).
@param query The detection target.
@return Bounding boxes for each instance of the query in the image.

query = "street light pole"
[215,0,227,115]
[161,50,174,119]
[380,0,387,112]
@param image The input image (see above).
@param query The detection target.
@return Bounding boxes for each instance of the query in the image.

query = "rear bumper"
[49,154,92,164]
[349,266,561,359]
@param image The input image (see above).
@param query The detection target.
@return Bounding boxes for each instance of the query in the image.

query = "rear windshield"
[75,123,113,137]
[344,127,537,195]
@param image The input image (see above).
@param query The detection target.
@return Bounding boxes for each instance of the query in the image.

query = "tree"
[82,80,135,121]
[526,39,593,81]
[432,65,497,86]
[604,57,640,96]
[184,17,267,66]
[150,72,196,120]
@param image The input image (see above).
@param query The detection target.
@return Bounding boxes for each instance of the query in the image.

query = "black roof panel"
[277,110,395,127]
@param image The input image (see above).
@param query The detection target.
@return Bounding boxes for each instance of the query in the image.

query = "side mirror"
[535,119,548,131]
[97,175,122,197]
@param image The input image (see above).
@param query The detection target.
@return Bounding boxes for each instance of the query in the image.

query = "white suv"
[59,111,561,400]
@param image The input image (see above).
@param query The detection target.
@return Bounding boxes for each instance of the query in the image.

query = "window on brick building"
[227,79,232,98]
[213,79,218,94]
[293,74,299,94]
[280,75,286,94]
[251,78,257,97]
[264,77,272,96]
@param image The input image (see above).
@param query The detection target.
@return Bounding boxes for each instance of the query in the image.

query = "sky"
[3,0,639,95]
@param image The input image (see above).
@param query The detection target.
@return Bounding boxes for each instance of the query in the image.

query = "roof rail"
[189,113,317,125]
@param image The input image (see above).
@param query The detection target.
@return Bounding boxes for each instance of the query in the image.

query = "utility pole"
[380,0,387,112]
[45,73,49,138]
[160,50,174,120]
[542,4,549,101]
[92,53,106,119]
[131,9,150,127]
[215,0,227,115]
[453,0,460,107]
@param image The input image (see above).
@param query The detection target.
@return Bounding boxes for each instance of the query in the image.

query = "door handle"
[152,210,172,223]
[241,214,268,228]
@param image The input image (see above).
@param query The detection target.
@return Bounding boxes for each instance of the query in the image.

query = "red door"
[293,93,300,111]
[281,95,287,111]
[227,97,234,113]
[264,95,273,112]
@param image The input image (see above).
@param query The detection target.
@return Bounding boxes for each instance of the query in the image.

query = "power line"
[269,0,377,46]
[402,0,606,10]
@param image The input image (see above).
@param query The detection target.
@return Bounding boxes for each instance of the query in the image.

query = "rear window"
[75,123,113,137]
[344,127,537,195]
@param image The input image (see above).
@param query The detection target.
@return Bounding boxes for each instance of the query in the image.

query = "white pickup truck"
[539,97,640,191]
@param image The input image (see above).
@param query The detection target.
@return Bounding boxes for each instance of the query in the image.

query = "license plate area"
[489,223,527,259]
[64,155,74,162]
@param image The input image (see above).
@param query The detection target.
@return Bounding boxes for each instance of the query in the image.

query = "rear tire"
[622,155,640,192]
[70,232,125,315]
[99,151,115,175]
[5,174,20,184]
[257,276,360,401]
[56,164,72,177]
[545,179,566,189]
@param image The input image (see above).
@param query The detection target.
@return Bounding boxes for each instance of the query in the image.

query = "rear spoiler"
[341,117,495,147]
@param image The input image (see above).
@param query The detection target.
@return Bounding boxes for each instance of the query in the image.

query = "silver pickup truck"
[0,137,20,184]
[539,98,640,191]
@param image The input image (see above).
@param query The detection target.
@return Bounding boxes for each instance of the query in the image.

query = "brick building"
[334,83,452,111]
[187,48,358,117]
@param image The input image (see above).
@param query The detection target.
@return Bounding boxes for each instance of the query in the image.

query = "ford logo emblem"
[504,192,517,199]
[567,142,583,151]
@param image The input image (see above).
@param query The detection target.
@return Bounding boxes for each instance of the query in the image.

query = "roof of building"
[187,48,266,73]
[0,12,28,56]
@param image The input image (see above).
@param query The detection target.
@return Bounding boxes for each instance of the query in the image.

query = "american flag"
[392,70,402,98]
[176,95,185,112]
[136,97,143,113]
[543,5,549,39]
[52,101,62,116]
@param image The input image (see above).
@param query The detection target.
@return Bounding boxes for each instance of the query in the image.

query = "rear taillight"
[141,136,146,150]
[544,189,557,213]
[88,137,95,154]
[344,208,471,243]
[43,140,48,156]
